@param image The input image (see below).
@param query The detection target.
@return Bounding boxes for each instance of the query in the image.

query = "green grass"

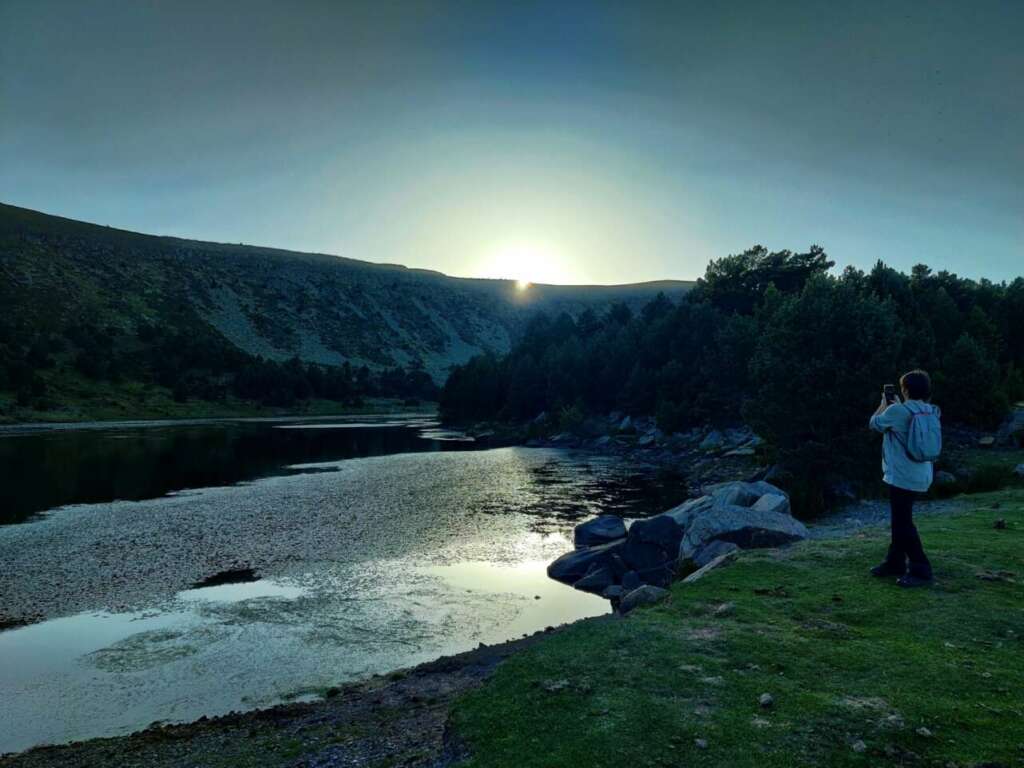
[453,490,1024,767]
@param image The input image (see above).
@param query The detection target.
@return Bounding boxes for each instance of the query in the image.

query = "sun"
[478,243,571,286]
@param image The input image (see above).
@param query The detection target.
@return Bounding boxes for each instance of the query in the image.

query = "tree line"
[0,318,438,410]
[441,246,1024,509]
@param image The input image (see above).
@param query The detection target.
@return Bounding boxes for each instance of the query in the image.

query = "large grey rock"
[699,430,726,452]
[934,470,959,487]
[623,515,682,585]
[619,585,670,614]
[662,495,714,529]
[678,504,809,562]
[574,515,627,548]
[691,540,740,569]
[751,493,790,516]
[547,539,626,585]
[711,483,761,507]
[574,564,615,594]
[1014,463,1024,479]
[704,480,789,508]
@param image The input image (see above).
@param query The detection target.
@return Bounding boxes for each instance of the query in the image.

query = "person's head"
[900,369,931,401]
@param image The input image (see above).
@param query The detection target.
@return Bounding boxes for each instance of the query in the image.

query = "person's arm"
[869,394,899,432]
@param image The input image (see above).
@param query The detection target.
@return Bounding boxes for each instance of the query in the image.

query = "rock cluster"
[548,480,809,612]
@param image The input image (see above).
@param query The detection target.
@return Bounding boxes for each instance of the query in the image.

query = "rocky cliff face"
[0,203,692,382]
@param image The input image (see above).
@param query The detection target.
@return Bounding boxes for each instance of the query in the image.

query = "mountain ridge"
[0,202,693,384]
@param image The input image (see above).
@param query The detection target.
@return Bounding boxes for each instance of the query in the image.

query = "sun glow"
[477,243,573,286]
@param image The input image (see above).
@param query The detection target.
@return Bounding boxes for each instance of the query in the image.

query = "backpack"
[894,402,942,463]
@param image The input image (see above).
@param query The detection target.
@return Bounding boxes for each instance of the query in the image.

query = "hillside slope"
[0,203,692,383]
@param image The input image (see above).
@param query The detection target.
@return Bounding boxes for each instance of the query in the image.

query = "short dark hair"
[900,369,931,400]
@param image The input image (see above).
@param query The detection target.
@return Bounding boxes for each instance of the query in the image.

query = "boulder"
[743,480,790,500]
[934,470,959,488]
[602,584,625,600]
[619,585,669,614]
[704,480,788,507]
[547,539,626,585]
[621,570,642,592]
[1014,463,1024,479]
[678,504,809,562]
[623,515,682,583]
[574,515,627,548]
[691,540,740,569]
[662,495,715,529]
[751,493,790,516]
[574,563,615,594]
[618,416,634,433]
[699,430,725,452]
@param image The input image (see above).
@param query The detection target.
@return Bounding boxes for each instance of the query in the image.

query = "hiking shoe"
[896,574,933,588]
[871,562,905,578]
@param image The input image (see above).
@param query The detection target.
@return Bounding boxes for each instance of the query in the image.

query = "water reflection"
[0,416,469,524]
[0,564,606,754]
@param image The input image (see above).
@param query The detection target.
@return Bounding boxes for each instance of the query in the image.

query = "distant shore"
[0,395,436,427]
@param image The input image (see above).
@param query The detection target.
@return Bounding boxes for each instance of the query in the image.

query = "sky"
[1,0,1021,285]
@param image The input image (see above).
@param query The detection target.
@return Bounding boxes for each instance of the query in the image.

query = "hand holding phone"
[883,384,899,404]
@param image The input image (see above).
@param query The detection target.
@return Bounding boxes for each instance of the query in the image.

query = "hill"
[0,203,692,419]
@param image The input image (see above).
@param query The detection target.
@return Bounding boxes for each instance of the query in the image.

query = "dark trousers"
[885,485,932,577]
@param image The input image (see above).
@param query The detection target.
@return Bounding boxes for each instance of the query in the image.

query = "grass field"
[453,488,1024,767]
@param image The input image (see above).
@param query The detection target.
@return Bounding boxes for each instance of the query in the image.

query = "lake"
[0,414,684,755]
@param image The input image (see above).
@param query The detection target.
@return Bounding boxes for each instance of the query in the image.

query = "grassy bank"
[453,490,1024,767]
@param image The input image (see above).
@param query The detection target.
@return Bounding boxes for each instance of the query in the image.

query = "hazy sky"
[2,1,1021,284]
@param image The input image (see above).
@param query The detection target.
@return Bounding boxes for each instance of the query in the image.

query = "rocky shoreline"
[547,479,809,613]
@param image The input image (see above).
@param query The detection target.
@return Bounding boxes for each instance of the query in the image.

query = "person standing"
[868,369,941,587]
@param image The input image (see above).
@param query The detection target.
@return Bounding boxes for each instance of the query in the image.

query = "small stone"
[694,738,708,749]
[712,602,735,617]
[916,726,933,738]
[541,679,570,693]
[758,692,774,708]
[852,739,867,753]
[618,585,669,614]
[994,519,1007,530]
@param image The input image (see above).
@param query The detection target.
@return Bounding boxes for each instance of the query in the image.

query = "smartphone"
[883,384,898,404]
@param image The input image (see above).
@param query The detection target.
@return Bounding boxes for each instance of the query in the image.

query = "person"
[868,369,938,587]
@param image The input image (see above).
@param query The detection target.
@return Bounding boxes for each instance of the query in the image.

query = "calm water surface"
[0,415,684,754]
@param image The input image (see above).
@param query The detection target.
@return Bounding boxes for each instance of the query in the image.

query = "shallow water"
[0,416,682,754]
